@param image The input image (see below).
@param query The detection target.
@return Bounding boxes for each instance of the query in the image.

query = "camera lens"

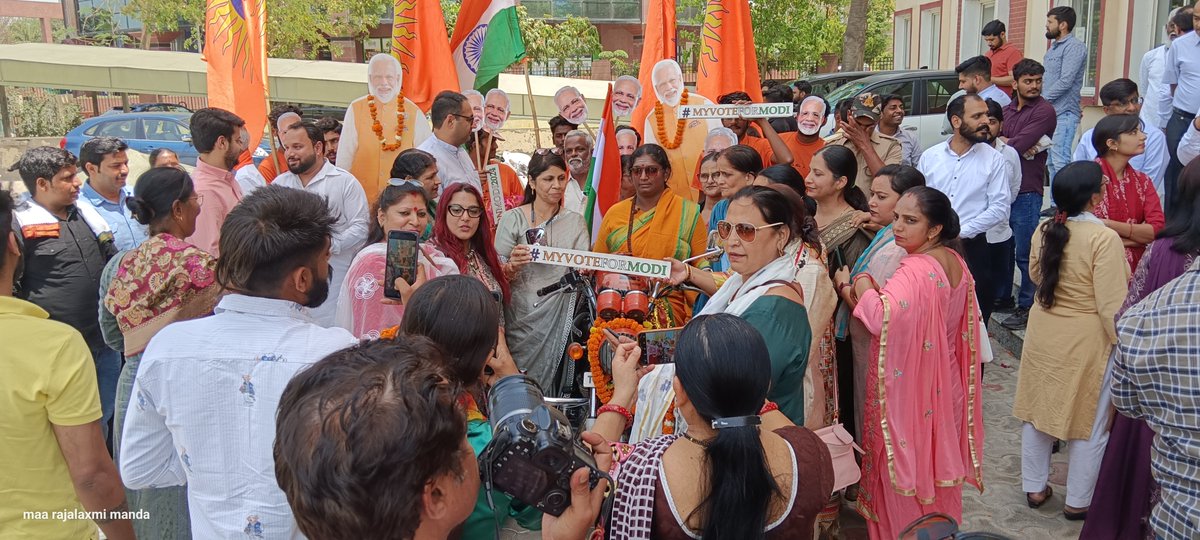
[488,375,545,430]
[543,489,568,511]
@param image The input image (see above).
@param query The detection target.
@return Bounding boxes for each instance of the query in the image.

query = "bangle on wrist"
[838,282,852,293]
[685,265,693,283]
[598,403,633,429]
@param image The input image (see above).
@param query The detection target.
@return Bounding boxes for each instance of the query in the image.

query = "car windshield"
[824,81,869,105]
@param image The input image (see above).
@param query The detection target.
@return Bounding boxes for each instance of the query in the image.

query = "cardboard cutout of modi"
[554,86,590,126]
[337,53,433,203]
[484,89,511,131]
[464,89,485,132]
[643,59,720,199]
[612,75,642,118]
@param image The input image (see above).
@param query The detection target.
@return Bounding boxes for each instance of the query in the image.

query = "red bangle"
[759,401,779,415]
[598,403,633,428]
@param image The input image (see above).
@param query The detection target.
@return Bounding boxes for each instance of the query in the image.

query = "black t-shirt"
[18,206,116,350]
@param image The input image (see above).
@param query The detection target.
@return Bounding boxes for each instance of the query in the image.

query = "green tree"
[121,0,204,49]
[0,17,68,44]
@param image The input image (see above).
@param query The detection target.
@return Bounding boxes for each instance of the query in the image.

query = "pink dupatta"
[334,242,458,339]
[852,252,985,504]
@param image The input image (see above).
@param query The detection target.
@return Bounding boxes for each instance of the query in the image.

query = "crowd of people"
[4,4,1200,540]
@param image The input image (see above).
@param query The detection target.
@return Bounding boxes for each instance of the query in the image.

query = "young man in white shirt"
[274,121,369,327]
[1073,79,1170,201]
[956,55,1012,108]
[418,91,482,195]
[918,94,1011,324]
[120,186,359,539]
[984,98,1023,314]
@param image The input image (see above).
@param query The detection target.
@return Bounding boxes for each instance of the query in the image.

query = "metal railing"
[521,0,641,22]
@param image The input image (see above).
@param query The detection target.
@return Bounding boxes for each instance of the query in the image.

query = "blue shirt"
[78,182,148,251]
[1042,34,1087,117]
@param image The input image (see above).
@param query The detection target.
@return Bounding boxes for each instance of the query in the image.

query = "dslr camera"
[479,375,606,517]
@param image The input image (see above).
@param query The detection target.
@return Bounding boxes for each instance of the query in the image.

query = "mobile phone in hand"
[638,327,682,366]
[385,230,420,299]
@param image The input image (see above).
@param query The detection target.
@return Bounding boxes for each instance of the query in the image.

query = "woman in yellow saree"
[594,143,709,327]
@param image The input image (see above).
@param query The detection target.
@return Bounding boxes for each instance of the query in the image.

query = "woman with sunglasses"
[1091,114,1165,272]
[666,185,817,426]
[834,164,926,438]
[493,152,590,394]
[594,144,709,327]
[847,187,985,539]
[389,148,441,240]
[333,180,458,339]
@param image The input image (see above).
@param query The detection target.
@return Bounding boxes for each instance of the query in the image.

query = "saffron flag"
[585,85,622,239]
[204,0,268,150]
[393,0,460,112]
[696,0,763,102]
[450,0,526,91]
[628,0,676,137]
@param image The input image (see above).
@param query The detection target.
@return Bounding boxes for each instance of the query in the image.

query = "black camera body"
[480,375,604,517]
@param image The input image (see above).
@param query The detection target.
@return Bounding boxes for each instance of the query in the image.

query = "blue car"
[61,112,271,166]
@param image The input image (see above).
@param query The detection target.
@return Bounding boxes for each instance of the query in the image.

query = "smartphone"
[638,327,682,366]
[385,230,420,299]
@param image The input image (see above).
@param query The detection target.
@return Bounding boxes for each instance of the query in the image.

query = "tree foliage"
[0,17,68,44]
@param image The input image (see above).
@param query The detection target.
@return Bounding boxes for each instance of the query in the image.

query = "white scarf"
[699,248,798,317]
[14,194,111,239]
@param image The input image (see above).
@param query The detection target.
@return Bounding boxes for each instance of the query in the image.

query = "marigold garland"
[587,317,676,434]
[380,325,400,340]
[368,93,407,152]
[653,89,689,150]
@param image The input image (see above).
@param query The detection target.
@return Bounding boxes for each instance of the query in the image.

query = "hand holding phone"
[637,328,681,366]
[385,231,420,299]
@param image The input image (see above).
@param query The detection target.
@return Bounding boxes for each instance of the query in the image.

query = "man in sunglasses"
[417,91,482,195]
[1072,79,1169,201]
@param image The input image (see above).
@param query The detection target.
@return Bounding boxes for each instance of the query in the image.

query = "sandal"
[1026,485,1053,508]
[1063,506,1088,521]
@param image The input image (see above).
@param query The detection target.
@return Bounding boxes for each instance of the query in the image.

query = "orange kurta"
[346,96,424,203]
[643,93,720,201]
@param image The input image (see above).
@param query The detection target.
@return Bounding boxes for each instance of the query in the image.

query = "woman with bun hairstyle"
[98,166,224,539]
[849,187,985,538]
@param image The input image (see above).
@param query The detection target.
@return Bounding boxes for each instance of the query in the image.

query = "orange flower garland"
[653,88,689,150]
[368,93,407,152]
[379,325,400,340]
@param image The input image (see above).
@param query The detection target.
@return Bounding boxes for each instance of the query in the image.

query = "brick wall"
[1010,0,1027,52]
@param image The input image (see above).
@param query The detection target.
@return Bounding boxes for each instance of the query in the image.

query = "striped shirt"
[1112,258,1200,540]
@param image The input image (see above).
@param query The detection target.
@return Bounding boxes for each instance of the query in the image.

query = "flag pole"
[522,60,542,148]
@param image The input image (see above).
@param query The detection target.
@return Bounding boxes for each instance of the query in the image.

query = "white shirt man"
[1165,28,1200,119]
[273,160,369,326]
[418,136,480,193]
[1142,42,1170,130]
[120,294,358,539]
[988,138,1022,244]
[919,97,1011,241]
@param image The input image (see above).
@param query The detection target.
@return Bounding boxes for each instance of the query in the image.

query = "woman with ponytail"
[849,187,985,538]
[1013,161,1130,520]
[603,314,834,540]
[98,166,225,538]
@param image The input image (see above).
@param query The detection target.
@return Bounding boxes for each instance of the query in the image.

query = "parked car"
[62,112,271,166]
[820,70,959,151]
[792,70,905,99]
[101,103,193,115]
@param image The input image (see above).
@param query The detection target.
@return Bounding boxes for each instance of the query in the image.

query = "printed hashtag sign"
[529,247,541,261]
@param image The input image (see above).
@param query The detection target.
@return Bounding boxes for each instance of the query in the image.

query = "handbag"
[814,423,863,492]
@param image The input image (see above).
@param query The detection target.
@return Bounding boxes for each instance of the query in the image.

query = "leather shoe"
[1002,307,1029,330]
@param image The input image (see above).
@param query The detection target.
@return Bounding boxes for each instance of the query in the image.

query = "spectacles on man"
[716,220,784,243]
[450,113,474,124]
[448,204,484,218]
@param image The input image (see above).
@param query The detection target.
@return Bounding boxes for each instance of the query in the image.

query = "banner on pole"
[529,246,670,279]
[678,103,794,119]
[484,163,504,224]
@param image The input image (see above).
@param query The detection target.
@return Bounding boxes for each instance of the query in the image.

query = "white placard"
[528,246,670,279]
[484,163,504,224]
[677,102,795,120]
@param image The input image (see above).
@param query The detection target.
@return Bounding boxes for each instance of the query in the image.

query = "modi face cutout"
[484,89,511,131]
[464,90,484,131]
[554,86,589,126]
[368,54,402,104]
[651,60,685,108]
[612,75,642,117]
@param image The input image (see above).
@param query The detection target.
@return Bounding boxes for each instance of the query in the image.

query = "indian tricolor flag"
[584,85,622,239]
[449,0,525,91]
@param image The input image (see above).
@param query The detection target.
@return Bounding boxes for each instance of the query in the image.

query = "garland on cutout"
[368,93,407,152]
[653,89,689,150]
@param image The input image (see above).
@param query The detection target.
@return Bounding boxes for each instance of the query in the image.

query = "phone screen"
[385,231,420,299]
[638,327,682,366]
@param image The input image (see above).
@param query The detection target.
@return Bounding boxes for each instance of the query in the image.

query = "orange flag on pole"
[393,0,460,112]
[628,0,675,136]
[204,0,269,151]
[696,0,763,102]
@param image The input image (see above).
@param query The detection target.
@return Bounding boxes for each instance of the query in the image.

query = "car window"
[142,118,189,142]
[925,77,959,116]
[83,123,100,136]
[824,82,869,106]
[94,119,137,138]
[867,81,916,115]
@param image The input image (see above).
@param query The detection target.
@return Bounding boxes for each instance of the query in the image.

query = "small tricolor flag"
[584,85,622,239]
